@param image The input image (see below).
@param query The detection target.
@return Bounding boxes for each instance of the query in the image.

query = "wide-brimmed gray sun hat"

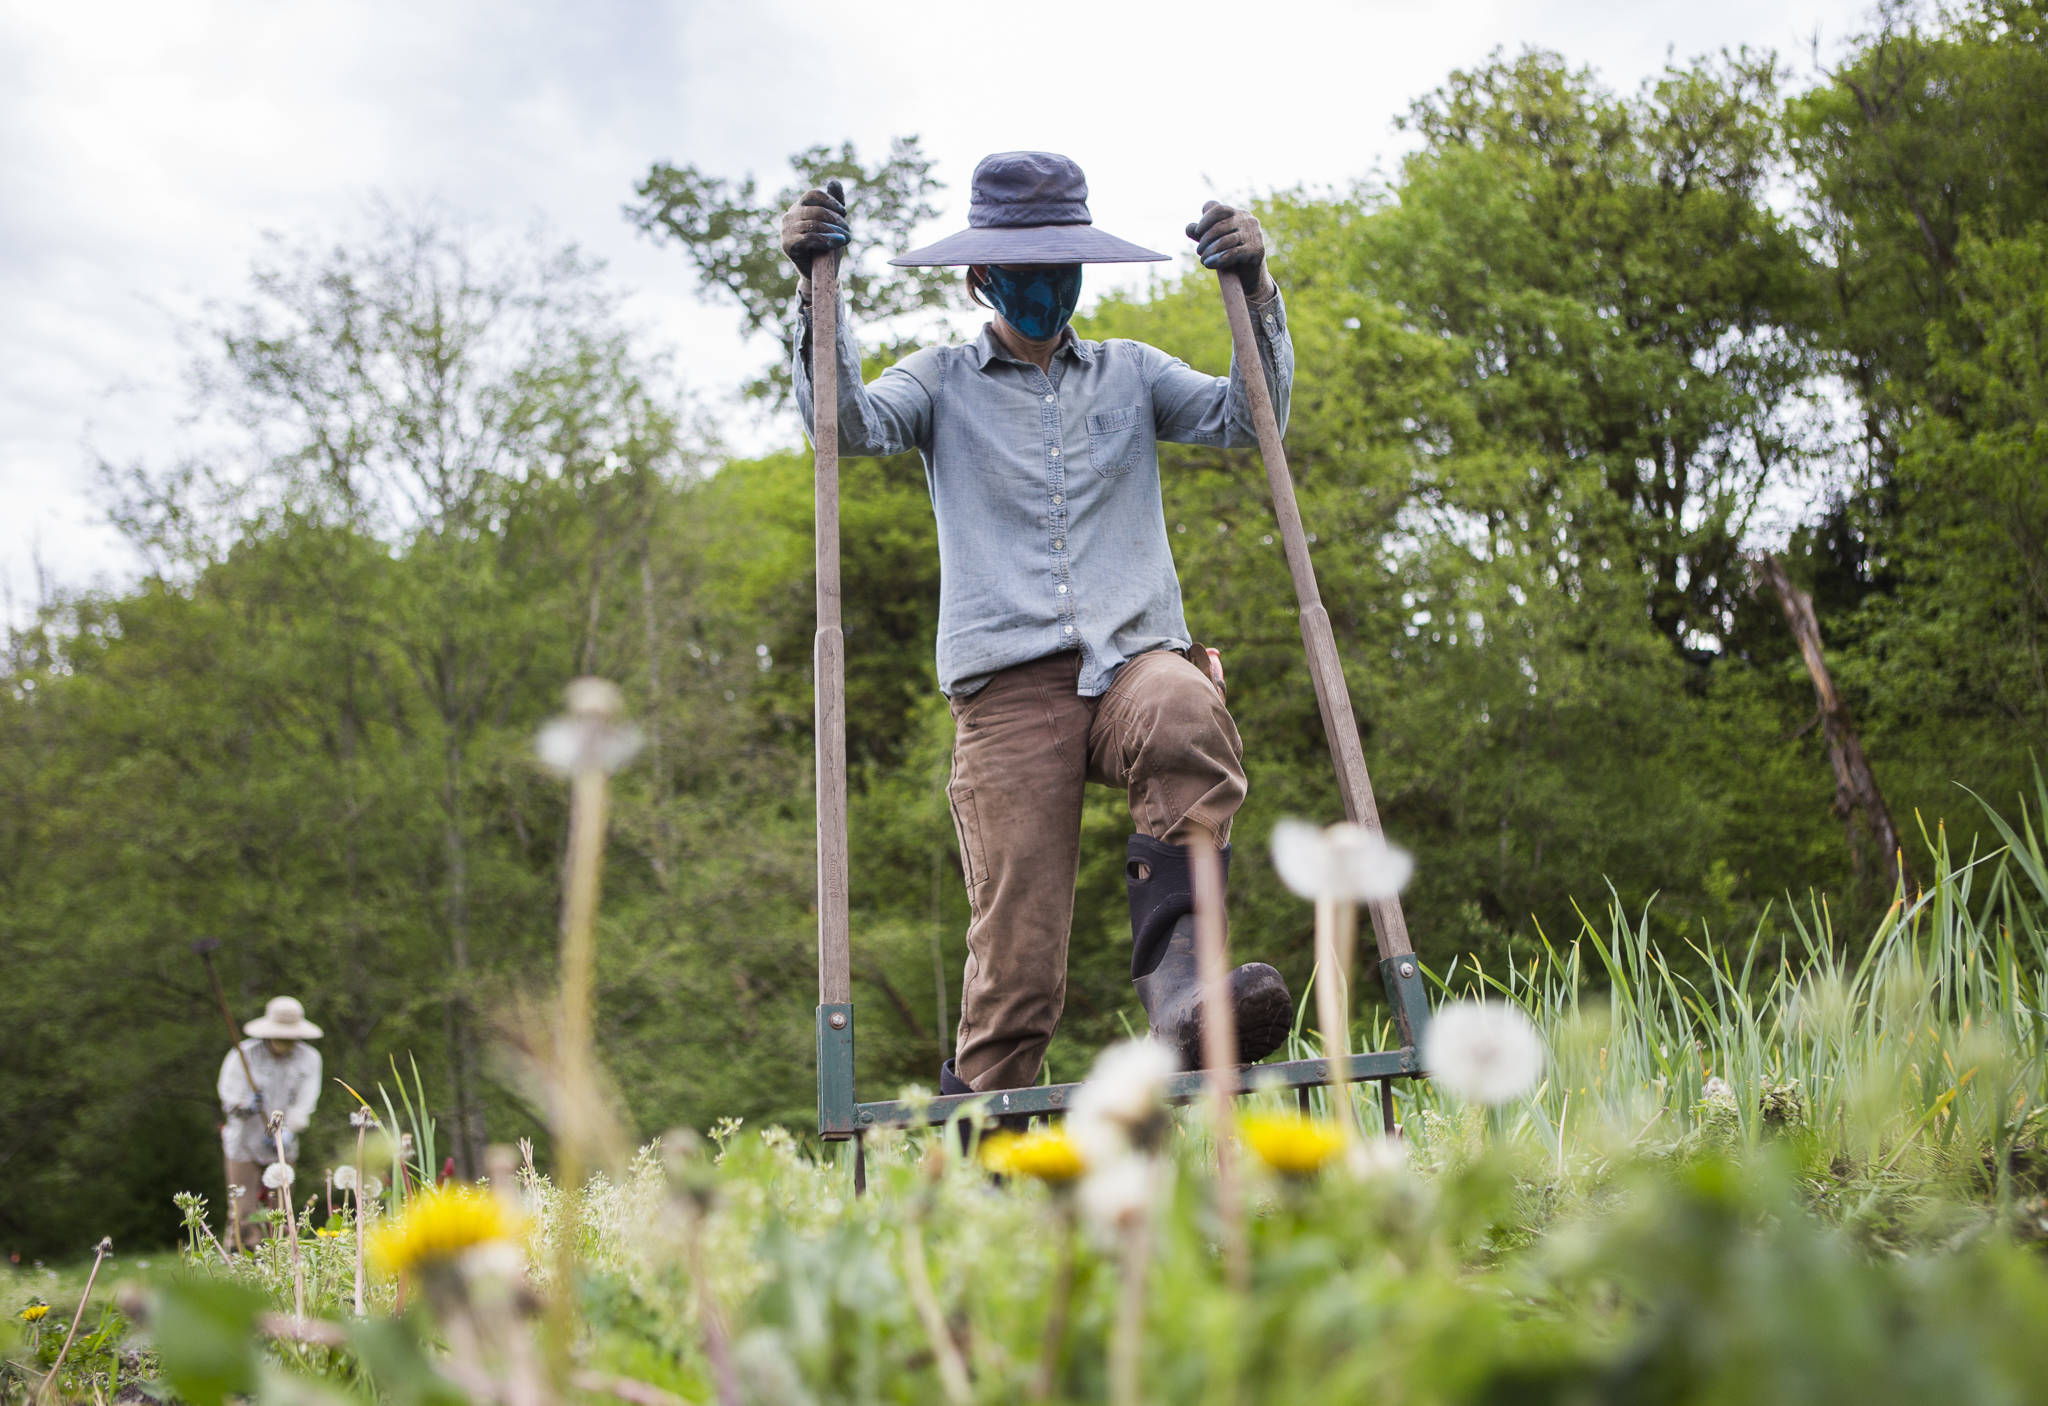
[891,151,1167,267]
[245,995,322,1040]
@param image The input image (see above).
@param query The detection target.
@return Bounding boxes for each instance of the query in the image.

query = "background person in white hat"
[217,995,323,1246]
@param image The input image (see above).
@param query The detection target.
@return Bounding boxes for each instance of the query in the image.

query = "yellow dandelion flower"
[1240,1112,1346,1177]
[314,1225,351,1239]
[367,1184,523,1278]
[979,1128,1086,1183]
[18,1302,49,1323]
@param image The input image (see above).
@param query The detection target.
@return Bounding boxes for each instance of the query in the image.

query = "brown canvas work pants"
[947,647,1247,1092]
[226,1157,276,1246]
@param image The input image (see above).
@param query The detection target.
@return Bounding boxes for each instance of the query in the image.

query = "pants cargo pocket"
[948,781,987,896]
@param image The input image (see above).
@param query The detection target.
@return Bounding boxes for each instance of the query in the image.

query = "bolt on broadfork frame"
[807,254,1432,1180]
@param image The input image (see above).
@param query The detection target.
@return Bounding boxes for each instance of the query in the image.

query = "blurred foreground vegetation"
[7,804,2044,1404]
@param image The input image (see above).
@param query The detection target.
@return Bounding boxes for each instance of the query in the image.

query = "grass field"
[9,791,2047,1405]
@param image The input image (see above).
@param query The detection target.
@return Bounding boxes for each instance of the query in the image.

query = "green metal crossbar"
[818,955,1431,1138]
[808,253,1432,1145]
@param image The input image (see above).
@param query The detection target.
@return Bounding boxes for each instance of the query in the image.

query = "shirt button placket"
[1044,380,1075,647]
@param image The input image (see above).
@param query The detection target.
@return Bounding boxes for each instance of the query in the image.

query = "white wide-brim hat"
[245,995,322,1040]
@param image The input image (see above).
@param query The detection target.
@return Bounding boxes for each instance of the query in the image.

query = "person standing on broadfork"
[786,151,1297,1099]
[217,995,322,1246]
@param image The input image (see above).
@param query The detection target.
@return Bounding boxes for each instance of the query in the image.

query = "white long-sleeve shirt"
[217,1038,322,1163]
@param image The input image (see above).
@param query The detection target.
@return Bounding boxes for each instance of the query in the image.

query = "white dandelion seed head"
[1076,1155,1154,1239]
[535,718,645,777]
[332,1165,357,1191]
[261,1163,295,1190]
[362,1175,384,1199]
[1421,1000,1545,1106]
[1271,819,1413,903]
[349,1107,378,1130]
[399,1133,415,1155]
[1703,1076,1735,1105]
[1068,1039,1177,1164]
[227,1185,246,1201]
[536,678,643,776]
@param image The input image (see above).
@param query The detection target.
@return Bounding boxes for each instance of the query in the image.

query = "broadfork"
[807,240,1432,1173]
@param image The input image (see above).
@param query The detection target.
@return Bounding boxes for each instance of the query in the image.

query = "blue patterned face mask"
[980,264,1084,340]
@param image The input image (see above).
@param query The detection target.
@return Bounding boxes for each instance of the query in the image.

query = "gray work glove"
[1186,201,1275,300]
[781,179,849,278]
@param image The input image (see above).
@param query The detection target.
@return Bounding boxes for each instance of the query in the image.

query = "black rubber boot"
[940,1059,1031,1154]
[1126,834,1292,1070]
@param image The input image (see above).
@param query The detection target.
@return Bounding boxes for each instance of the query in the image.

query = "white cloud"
[0,0,1876,610]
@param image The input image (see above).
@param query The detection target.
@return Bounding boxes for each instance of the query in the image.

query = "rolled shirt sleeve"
[219,1047,255,1116]
[1146,285,1292,448]
[285,1044,322,1134]
[791,288,936,457]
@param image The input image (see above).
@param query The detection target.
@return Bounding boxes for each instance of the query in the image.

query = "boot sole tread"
[1169,973,1294,1070]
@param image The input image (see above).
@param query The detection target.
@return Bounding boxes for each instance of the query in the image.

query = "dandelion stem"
[686,1217,742,1406]
[270,1117,307,1323]
[1032,1210,1078,1401]
[902,1216,971,1405]
[1109,1195,1155,1406]
[1313,897,1361,1142]
[559,766,606,1105]
[35,1236,110,1406]
[352,1120,369,1317]
[1191,843,1250,1293]
[545,681,628,1387]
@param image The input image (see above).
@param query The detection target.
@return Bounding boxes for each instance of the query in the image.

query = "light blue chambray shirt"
[793,288,1292,698]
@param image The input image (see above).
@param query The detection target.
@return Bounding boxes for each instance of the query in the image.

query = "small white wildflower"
[1068,1039,1177,1164]
[261,1163,295,1190]
[462,1240,525,1282]
[536,678,643,775]
[1271,819,1413,903]
[1346,1134,1411,1180]
[1076,1155,1154,1239]
[333,1165,358,1191]
[1421,1000,1545,1105]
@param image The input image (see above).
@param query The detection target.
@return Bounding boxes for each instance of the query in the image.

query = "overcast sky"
[0,0,1878,613]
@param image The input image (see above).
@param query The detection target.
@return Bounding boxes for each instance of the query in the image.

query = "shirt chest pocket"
[1086,405,1149,479]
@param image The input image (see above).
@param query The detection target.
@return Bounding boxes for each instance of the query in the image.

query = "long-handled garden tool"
[810,253,1432,1151]
[193,938,267,1249]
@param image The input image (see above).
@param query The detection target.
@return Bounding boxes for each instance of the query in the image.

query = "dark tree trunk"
[1754,552,1914,896]
[442,719,487,1178]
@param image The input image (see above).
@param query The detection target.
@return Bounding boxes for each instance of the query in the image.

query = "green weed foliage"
[14,788,2042,1405]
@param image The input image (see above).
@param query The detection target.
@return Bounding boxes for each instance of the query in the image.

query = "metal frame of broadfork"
[809,254,1432,1154]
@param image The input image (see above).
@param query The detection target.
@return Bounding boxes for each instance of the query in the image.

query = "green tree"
[625,136,960,401]
[1785,1,2048,829]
